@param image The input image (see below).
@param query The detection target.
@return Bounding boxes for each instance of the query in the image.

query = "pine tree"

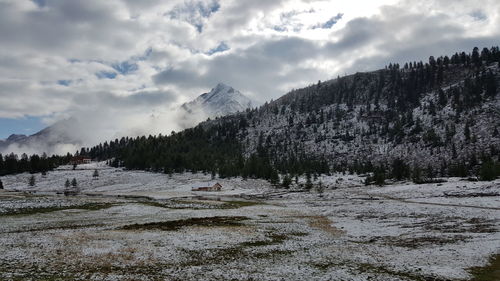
[281,175,292,189]
[372,167,386,186]
[305,172,313,190]
[269,168,280,185]
[65,179,71,188]
[29,175,36,187]
[479,160,499,181]
[472,47,481,67]
[93,169,99,178]
[392,158,409,180]
[71,178,77,188]
[438,89,447,107]
[412,166,422,183]
[316,181,324,196]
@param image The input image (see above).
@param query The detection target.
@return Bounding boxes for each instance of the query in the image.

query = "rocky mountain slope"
[181,83,254,117]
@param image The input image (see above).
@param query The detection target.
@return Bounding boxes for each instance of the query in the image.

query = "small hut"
[69,156,92,165]
[192,182,222,192]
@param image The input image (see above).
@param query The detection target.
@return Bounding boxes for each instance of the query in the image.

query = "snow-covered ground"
[0,162,499,280]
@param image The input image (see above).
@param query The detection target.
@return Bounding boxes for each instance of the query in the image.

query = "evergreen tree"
[464,122,471,143]
[391,158,409,180]
[374,169,385,186]
[316,181,324,196]
[71,178,78,188]
[281,175,292,189]
[479,160,499,181]
[29,175,36,187]
[305,172,313,190]
[93,169,99,178]
[412,166,422,183]
[472,47,481,67]
[65,179,71,188]
[438,89,447,107]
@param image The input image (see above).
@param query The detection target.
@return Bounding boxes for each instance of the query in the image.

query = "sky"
[0,0,499,141]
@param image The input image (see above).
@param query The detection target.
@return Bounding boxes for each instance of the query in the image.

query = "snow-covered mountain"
[0,83,255,155]
[181,83,254,117]
[0,118,84,155]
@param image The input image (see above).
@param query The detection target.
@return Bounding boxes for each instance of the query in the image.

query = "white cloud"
[0,0,499,151]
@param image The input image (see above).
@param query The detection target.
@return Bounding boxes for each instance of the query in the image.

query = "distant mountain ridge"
[0,83,254,155]
[0,118,84,155]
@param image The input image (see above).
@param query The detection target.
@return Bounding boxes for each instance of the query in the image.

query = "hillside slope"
[87,47,500,182]
[240,50,500,176]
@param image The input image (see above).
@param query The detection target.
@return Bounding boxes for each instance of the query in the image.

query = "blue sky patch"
[0,116,45,139]
[470,10,487,21]
[112,61,139,75]
[313,13,344,29]
[168,0,220,33]
[96,71,117,79]
[207,42,230,55]
[273,25,287,32]
[31,0,46,8]
[57,80,72,86]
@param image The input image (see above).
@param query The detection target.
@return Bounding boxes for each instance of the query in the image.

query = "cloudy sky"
[0,0,499,139]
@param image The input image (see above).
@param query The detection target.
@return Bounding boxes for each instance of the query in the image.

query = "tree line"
[0,153,72,176]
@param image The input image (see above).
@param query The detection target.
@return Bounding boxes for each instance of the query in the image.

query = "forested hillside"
[84,47,500,184]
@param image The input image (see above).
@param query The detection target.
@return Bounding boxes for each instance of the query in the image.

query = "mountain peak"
[214,82,231,90]
[182,83,254,118]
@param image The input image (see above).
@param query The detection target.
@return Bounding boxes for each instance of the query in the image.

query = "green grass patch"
[470,254,500,281]
[180,231,294,267]
[355,262,451,281]
[239,233,289,247]
[140,199,262,210]
[219,200,262,209]
[120,216,249,231]
[0,203,116,217]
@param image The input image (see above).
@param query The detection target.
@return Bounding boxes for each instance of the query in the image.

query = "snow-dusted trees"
[0,153,71,176]
[479,159,500,181]
[80,46,500,184]
[29,175,35,187]
[281,175,292,188]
